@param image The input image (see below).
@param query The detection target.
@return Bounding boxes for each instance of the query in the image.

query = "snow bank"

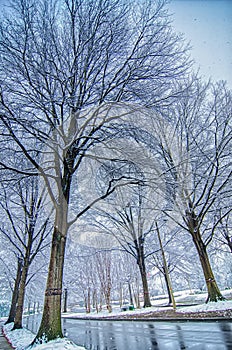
[3,323,85,350]
[62,305,171,319]
[62,294,232,319]
[1,292,232,349]
[178,300,232,313]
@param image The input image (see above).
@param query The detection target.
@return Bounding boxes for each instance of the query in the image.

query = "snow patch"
[178,300,232,313]
[2,323,85,350]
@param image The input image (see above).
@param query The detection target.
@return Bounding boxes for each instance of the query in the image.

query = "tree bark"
[63,289,68,313]
[193,234,225,302]
[163,271,173,305]
[35,225,66,341]
[5,257,23,325]
[13,226,34,330]
[187,209,225,302]
[136,241,151,307]
[13,258,30,329]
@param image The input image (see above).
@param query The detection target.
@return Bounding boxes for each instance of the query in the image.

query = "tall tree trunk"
[63,288,68,313]
[5,257,23,325]
[163,271,172,305]
[104,273,112,313]
[34,164,70,342]
[135,237,151,307]
[35,225,66,341]
[192,232,225,302]
[128,281,134,306]
[138,262,151,307]
[137,236,152,308]
[155,222,176,309]
[134,277,141,309]
[13,258,30,329]
[187,209,225,302]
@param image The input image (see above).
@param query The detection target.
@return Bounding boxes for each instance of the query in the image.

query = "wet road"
[64,319,232,350]
[25,315,232,350]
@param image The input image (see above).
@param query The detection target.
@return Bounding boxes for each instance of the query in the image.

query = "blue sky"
[0,0,231,87]
[169,0,232,87]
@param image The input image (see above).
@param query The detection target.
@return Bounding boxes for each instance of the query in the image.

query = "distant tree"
[0,178,51,328]
[0,0,191,341]
[156,80,232,302]
[95,250,113,312]
[4,257,23,325]
[91,184,162,307]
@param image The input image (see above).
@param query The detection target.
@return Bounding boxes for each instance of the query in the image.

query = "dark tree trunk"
[13,258,30,329]
[138,262,152,307]
[34,164,71,343]
[136,238,151,307]
[193,234,225,302]
[187,209,225,302]
[163,271,172,305]
[226,237,232,253]
[35,225,66,341]
[13,228,33,330]
[5,257,23,325]
[63,288,68,313]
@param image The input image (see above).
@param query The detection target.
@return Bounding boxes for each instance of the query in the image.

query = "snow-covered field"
[1,289,232,350]
[62,300,232,320]
[63,288,232,319]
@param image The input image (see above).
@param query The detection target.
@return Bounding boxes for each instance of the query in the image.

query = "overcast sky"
[0,0,231,87]
[169,0,232,87]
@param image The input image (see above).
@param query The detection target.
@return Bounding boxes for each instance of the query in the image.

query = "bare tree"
[155,80,232,302]
[0,178,51,329]
[95,250,112,312]
[4,257,23,325]
[91,184,161,307]
[0,0,191,341]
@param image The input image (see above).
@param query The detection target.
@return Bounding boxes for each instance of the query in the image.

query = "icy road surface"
[62,319,232,350]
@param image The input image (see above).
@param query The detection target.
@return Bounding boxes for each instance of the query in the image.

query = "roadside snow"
[178,300,232,313]
[62,301,232,320]
[62,305,171,319]
[2,322,85,350]
[1,289,231,349]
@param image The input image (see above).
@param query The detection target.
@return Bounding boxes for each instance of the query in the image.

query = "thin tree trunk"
[63,288,68,313]
[137,258,151,307]
[105,277,112,313]
[155,222,176,309]
[128,281,134,306]
[5,257,23,325]
[163,271,172,305]
[139,265,152,307]
[87,287,91,313]
[136,238,151,308]
[13,259,29,329]
[119,282,123,308]
[134,277,141,309]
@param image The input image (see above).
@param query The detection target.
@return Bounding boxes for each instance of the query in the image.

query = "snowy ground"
[63,288,232,319]
[1,289,232,350]
[62,299,232,320]
[2,322,85,350]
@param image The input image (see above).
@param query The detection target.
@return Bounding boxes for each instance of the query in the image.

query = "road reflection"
[63,319,232,350]
[24,315,232,350]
